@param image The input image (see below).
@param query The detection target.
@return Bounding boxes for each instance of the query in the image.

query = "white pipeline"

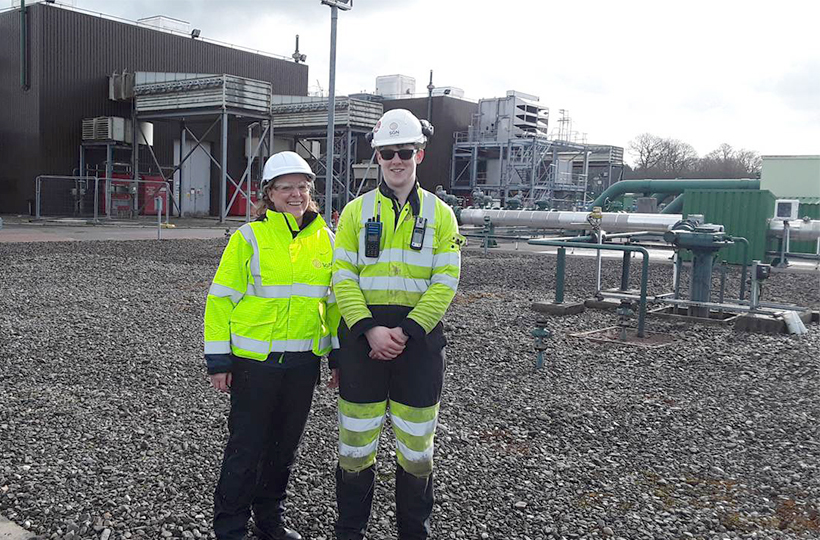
[460,209,683,233]
[459,209,820,242]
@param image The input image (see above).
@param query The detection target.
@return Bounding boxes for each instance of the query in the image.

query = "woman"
[203,151,339,540]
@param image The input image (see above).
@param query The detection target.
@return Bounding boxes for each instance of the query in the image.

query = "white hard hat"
[261,151,315,190]
[369,109,433,148]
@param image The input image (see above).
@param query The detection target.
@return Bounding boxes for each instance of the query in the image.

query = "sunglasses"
[378,148,416,161]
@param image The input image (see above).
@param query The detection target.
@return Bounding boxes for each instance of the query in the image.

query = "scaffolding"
[450,132,592,209]
[449,93,594,210]
[108,71,274,222]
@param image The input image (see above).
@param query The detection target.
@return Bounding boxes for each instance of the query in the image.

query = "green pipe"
[620,251,631,291]
[20,0,28,90]
[555,247,566,304]
[528,239,650,337]
[590,179,760,210]
[652,193,672,205]
[728,236,749,300]
[660,193,685,214]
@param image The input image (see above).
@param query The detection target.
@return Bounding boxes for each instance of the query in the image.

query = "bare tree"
[658,139,698,177]
[627,133,664,172]
[700,143,761,178]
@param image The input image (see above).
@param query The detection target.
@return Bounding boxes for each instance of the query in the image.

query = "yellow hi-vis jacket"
[332,184,462,339]
[204,210,340,373]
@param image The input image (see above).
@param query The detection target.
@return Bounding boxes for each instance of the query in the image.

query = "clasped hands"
[365,326,408,361]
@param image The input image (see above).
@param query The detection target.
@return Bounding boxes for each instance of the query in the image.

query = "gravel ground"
[0,240,818,540]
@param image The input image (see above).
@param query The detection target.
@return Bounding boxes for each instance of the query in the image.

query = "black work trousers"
[335,315,446,540]
[213,357,320,540]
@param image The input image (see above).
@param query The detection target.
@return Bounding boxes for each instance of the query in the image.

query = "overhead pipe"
[589,179,760,209]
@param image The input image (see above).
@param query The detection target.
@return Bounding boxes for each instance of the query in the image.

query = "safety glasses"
[272,182,311,194]
[378,148,416,161]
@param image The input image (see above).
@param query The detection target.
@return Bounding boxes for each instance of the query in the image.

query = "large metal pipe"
[460,209,683,233]
[589,179,760,209]
[461,208,820,242]
[660,193,685,214]
[768,219,820,241]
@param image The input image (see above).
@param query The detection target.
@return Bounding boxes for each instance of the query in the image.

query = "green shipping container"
[682,189,775,265]
[791,200,820,255]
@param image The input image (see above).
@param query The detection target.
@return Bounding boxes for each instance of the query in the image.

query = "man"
[331,109,464,540]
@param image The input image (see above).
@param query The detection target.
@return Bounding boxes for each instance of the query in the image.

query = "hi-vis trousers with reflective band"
[335,315,445,540]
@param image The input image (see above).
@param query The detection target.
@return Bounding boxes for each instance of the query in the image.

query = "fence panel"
[35,176,173,223]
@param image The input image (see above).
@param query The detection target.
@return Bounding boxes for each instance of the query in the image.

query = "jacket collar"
[264,209,324,235]
[379,181,421,216]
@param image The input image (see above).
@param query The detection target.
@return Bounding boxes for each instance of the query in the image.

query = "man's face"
[376,144,424,192]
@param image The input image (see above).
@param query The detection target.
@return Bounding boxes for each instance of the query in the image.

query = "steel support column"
[220,111,228,223]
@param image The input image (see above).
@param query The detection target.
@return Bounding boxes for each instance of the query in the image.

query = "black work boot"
[251,523,302,540]
[396,465,433,540]
[334,464,376,540]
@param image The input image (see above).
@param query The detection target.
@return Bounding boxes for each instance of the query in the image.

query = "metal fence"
[35,176,173,223]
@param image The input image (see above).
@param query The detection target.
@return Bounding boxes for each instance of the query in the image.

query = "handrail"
[527,239,650,337]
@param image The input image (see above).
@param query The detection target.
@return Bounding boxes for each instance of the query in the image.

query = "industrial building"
[0,2,311,217]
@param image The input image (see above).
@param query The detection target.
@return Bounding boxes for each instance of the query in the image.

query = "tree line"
[625,133,762,179]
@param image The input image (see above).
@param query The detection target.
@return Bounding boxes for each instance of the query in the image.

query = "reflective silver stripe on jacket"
[420,190,437,225]
[334,248,358,266]
[231,334,315,354]
[333,269,360,285]
[432,252,460,268]
[205,341,231,355]
[430,273,459,291]
[247,283,330,299]
[359,276,430,293]
[208,283,244,304]
[238,224,262,288]
[359,189,379,223]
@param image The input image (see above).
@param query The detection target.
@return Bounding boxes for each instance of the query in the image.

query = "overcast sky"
[72,0,820,159]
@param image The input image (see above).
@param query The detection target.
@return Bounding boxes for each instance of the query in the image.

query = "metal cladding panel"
[791,202,820,254]
[1,3,308,214]
[0,6,43,213]
[270,97,381,131]
[682,189,776,265]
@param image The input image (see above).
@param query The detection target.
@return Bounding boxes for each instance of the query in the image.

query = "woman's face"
[266,173,312,224]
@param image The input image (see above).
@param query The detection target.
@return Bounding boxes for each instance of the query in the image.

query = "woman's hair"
[252,175,320,219]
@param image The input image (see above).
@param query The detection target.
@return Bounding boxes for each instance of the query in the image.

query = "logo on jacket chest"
[313,258,332,269]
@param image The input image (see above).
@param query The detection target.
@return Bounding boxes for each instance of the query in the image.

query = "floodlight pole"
[324,5,339,224]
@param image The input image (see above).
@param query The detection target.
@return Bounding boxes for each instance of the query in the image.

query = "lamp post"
[321,0,352,224]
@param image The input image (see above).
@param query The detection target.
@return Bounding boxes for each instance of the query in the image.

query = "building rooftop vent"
[137,15,191,34]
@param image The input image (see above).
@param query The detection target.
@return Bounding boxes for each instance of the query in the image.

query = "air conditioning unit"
[80,117,153,146]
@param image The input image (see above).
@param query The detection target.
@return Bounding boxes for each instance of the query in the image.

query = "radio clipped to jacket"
[364,219,382,258]
[410,216,427,251]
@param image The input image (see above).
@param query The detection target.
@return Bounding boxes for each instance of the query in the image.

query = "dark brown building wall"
[0,3,308,214]
[0,6,41,214]
[382,95,476,192]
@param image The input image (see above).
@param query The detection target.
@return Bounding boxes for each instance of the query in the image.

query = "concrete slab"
[0,516,34,539]
[532,302,586,315]
[0,223,230,243]
[734,311,814,334]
